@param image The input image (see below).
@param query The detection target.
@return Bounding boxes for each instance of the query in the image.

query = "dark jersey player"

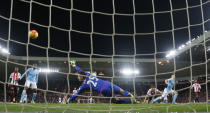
[68,60,138,104]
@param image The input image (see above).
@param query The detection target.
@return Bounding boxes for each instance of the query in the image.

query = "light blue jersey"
[20,68,39,83]
[166,78,174,91]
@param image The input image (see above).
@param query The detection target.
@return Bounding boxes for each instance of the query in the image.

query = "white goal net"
[0,0,210,112]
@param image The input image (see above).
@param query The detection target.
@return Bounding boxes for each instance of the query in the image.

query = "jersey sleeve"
[192,84,195,89]
[199,84,201,89]
[35,70,39,83]
[20,68,30,80]
[18,73,21,79]
[155,88,160,92]
[147,89,151,95]
[75,66,91,76]
[9,73,13,78]
[69,83,85,101]
[168,78,172,83]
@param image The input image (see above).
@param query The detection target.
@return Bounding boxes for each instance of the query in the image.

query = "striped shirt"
[192,83,201,93]
[9,72,21,85]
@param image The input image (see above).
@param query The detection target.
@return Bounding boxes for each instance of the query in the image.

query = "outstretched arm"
[20,69,30,80]
[8,73,13,83]
[70,60,91,76]
[165,79,168,84]
[35,72,39,83]
[191,84,195,89]
[69,83,85,101]
[144,94,148,104]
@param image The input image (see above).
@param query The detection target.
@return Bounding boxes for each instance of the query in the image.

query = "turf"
[0,103,209,113]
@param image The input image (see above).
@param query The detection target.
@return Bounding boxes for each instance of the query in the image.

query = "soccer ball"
[29,30,38,39]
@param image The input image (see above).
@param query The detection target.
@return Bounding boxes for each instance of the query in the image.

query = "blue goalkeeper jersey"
[166,78,174,91]
[69,74,106,101]
[20,68,39,83]
[69,66,106,101]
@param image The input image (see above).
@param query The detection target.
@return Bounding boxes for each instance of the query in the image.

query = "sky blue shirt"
[20,68,39,83]
[166,78,174,91]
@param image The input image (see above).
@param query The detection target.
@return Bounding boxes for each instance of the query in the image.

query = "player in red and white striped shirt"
[144,88,162,104]
[191,79,201,103]
[8,67,21,103]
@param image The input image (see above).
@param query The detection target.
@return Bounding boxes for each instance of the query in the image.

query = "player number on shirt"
[87,76,98,87]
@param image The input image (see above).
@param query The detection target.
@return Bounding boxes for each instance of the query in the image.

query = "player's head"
[194,79,198,83]
[33,64,37,69]
[78,75,84,81]
[74,87,76,90]
[76,71,85,81]
[14,67,19,72]
[171,74,175,79]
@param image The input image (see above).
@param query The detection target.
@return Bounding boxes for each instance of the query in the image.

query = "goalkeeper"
[68,60,138,104]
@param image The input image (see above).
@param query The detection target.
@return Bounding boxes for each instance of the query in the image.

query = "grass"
[0,103,209,113]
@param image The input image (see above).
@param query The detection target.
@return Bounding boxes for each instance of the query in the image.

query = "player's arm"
[191,84,195,89]
[70,60,91,76]
[20,68,30,80]
[165,79,168,84]
[35,72,39,83]
[156,89,162,94]
[69,83,85,101]
[8,73,12,83]
[8,73,13,86]
[144,94,149,104]
[199,84,201,89]
[144,89,150,103]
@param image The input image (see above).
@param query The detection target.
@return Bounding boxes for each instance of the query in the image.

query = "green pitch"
[0,103,209,112]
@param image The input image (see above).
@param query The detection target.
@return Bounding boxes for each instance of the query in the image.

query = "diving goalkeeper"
[68,60,138,104]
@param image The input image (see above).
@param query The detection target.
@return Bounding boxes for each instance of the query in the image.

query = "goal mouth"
[0,0,210,112]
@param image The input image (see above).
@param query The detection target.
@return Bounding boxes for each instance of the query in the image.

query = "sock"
[172,94,178,104]
[164,97,168,103]
[24,95,27,103]
[195,97,199,102]
[32,93,37,102]
[152,96,161,104]
[21,90,26,101]
[123,91,129,96]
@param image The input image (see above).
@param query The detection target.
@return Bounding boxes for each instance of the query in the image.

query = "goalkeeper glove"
[70,60,76,67]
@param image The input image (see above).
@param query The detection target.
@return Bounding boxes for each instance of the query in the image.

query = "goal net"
[0,0,210,112]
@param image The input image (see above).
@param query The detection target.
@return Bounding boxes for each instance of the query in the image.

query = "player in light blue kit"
[68,60,138,104]
[19,64,39,103]
[152,75,178,104]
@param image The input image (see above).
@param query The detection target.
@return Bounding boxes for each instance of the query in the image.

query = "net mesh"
[0,0,210,112]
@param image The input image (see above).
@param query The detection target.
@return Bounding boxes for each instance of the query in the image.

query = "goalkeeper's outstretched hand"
[70,60,76,67]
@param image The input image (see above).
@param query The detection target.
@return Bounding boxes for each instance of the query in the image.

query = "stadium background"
[0,0,210,106]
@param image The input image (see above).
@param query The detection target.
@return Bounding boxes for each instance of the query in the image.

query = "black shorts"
[10,85,19,93]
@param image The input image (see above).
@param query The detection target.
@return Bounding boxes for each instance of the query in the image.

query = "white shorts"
[161,88,174,98]
[24,80,37,89]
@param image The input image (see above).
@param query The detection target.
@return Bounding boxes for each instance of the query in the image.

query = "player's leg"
[114,85,138,103]
[20,86,28,103]
[13,86,19,103]
[172,91,178,104]
[112,95,132,104]
[163,96,168,103]
[20,81,29,103]
[152,89,166,104]
[9,86,15,102]
[15,86,19,103]
[195,92,199,102]
[31,82,37,103]
[148,96,153,104]
[152,96,163,104]
[144,97,149,104]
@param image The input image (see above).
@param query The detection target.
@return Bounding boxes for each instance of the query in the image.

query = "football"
[29,30,38,39]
